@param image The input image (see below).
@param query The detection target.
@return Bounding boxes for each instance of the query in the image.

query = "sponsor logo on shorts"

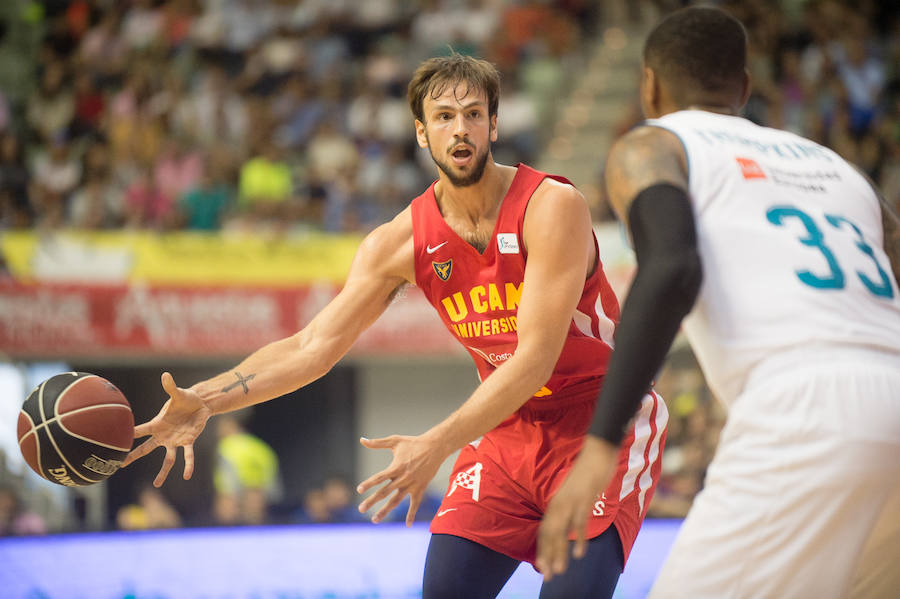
[436,508,458,517]
[447,462,483,502]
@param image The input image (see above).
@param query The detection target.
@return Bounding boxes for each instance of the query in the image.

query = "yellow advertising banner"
[0,231,364,286]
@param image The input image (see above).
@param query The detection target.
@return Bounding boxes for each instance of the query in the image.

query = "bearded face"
[416,83,497,187]
[425,130,491,187]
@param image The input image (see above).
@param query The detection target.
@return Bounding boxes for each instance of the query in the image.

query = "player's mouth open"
[451,147,473,165]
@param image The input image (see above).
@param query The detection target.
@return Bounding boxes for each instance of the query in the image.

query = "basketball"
[17,372,135,487]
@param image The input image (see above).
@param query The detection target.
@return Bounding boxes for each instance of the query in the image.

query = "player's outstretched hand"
[356,434,447,526]
[537,436,619,581]
[123,372,213,487]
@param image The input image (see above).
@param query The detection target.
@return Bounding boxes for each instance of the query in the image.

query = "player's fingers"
[160,371,179,397]
[356,468,394,495]
[537,516,567,581]
[358,478,400,513]
[574,508,593,561]
[551,515,574,575]
[132,421,155,439]
[372,490,405,524]
[550,534,570,578]
[359,436,395,449]
[123,437,158,466]
[153,445,176,487]
[182,444,194,480]
[405,493,422,527]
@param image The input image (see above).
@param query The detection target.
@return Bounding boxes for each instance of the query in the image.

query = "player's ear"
[737,68,751,111]
[415,119,428,148]
[489,114,498,142]
[640,65,658,119]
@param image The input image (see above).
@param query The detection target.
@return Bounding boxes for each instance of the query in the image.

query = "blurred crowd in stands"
[1,0,899,534]
[0,0,595,233]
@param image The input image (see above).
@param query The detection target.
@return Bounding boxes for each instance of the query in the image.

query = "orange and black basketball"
[17,372,134,487]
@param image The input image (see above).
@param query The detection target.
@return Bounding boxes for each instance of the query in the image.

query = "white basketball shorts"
[650,346,900,599]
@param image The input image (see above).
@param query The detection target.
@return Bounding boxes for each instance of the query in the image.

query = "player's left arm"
[356,179,595,524]
[538,125,703,579]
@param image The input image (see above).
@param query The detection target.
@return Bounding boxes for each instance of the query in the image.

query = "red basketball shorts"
[429,378,667,567]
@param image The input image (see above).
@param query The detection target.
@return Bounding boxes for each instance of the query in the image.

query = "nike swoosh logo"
[436,508,457,517]
[426,241,448,254]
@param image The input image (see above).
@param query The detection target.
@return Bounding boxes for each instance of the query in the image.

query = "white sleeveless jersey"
[646,110,900,403]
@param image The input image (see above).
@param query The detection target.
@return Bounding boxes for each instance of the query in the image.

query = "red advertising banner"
[0,281,462,360]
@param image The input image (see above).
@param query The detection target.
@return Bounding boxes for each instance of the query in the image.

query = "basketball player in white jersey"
[537,6,900,598]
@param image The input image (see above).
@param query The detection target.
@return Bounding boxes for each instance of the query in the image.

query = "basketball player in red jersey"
[124,54,667,598]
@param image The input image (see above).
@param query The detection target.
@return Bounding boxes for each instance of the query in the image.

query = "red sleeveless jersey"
[411,163,620,400]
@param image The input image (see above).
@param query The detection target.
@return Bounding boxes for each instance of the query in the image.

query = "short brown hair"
[407,53,500,123]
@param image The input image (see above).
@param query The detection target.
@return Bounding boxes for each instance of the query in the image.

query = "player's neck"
[684,104,739,116]
[435,161,517,223]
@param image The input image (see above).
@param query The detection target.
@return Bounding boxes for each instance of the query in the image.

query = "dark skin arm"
[537,125,689,579]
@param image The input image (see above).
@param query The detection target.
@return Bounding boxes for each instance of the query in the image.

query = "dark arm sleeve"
[588,183,703,444]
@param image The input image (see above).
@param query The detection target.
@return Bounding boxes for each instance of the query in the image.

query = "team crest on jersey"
[433,259,453,281]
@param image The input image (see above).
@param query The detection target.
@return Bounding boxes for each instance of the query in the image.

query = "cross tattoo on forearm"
[222,371,256,394]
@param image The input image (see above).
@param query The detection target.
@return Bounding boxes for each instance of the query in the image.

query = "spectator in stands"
[160,0,197,51]
[295,486,331,524]
[356,142,424,224]
[0,484,47,536]
[0,90,11,135]
[272,74,327,150]
[69,170,124,230]
[116,485,182,530]
[178,150,235,231]
[78,8,129,82]
[346,82,409,146]
[294,475,369,524]
[121,0,164,52]
[30,132,81,228]
[306,119,359,187]
[153,137,204,209]
[237,139,296,226]
[124,165,174,229]
[213,412,281,526]
[26,61,74,144]
[0,133,32,229]
[833,32,886,135]
[70,71,106,140]
[176,64,249,150]
[297,16,350,83]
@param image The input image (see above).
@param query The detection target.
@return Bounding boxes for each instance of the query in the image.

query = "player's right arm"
[125,210,416,486]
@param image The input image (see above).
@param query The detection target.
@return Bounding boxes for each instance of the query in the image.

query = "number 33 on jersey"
[646,110,900,403]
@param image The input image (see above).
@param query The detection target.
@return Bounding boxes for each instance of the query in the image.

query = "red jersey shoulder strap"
[496,163,575,243]
[410,181,439,248]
